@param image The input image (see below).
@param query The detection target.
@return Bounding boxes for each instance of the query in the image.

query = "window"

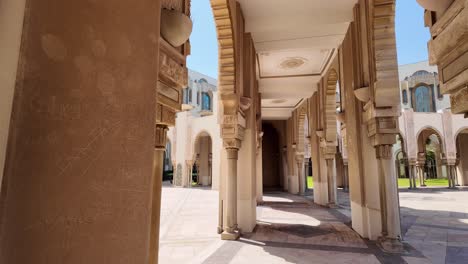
[202,92,211,111]
[413,85,434,112]
[402,89,408,104]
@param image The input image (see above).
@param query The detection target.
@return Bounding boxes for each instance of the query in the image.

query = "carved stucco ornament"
[417,0,454,12]
[354,87,370,103]
[161,9,193,47]
[239,97,252,112]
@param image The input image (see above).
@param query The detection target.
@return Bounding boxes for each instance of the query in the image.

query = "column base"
[377,237,405,254]
[217,226,223,234]
[327,203,338,209]
[221,230,240,240]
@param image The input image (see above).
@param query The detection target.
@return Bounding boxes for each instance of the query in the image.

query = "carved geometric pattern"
[297,107,308,153]
[175,163,183,186]
[373,0,400,107]
[325,69,338,143]
[211,0,236,95]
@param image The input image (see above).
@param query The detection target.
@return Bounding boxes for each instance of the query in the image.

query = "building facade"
[166,70,222,189]
[395,61,468,188]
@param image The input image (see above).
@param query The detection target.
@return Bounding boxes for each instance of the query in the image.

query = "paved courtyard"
[159,183,468,264]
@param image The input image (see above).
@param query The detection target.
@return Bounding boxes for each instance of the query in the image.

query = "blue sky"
[187,0,430,79]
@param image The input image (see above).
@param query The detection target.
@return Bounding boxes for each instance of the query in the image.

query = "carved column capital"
[226,148,239,160]
[155,124,169,150]
[223,138,242,150]
[364,103,400,147]
[375,145,393,160]
[295,154,305,164]
[319,140,336,160]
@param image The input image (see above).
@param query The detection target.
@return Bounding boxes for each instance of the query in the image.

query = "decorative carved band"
[159,50,188,89]
[211,0,236,95]
[325,69,338,143]
[375,144,393,160]
[373,0,400,107]
[155,125,169,149]
[226,147,239,159]
[451,86,468,116]
[155,103,176,126]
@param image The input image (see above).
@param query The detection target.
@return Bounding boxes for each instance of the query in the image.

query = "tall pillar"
[376,145,401,242]
[296,154,305,195]
[416,153,427,187]
[149,125,168,264]
[0,0,163,262]
[343,161,349,192]
[448,165,453,188]
[222,147,240,240]
[256,138,263,202]
[408,163,416,189]
[326,157,337,207]
[282,146,290,191]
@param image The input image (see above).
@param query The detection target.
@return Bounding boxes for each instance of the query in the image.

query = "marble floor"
[159,183,468,264]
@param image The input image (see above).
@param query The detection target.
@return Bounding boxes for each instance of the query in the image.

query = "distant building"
[166,70,221,189]
[393,61,468,186]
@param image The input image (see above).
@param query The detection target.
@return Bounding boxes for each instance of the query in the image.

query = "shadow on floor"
[203,192,428,264]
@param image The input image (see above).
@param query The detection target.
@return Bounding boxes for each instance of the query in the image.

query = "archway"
[262,122,282,190]
[192,131,213,187]
[455,128,468,186]
[394,134,409,180]
[416,127,447,186]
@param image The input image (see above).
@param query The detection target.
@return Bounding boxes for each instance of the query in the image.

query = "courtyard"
[160,183,468,264]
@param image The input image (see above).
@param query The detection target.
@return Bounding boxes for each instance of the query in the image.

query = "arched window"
[412,85,434,112]
[402,89,408,104]
[202,92,211,110]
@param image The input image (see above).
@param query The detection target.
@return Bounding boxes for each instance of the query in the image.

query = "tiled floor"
[159,183,468,264]
[399,188,468,264]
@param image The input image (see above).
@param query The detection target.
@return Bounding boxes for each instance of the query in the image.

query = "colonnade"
[0,0,467,263]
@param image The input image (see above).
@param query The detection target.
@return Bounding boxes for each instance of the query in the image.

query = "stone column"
[256,138,263,202]
[408,163,416,189]
[416,154,426,187]
[296,154,305,195]
[326,157,337,207]
[304,158,310,190]
[149,125,168,264]
[448,165,453,188]
[447,163,457,189]
[343,161,349,192]
[376,145,401,240]
[419,165,425,187]
[222,147,240,240]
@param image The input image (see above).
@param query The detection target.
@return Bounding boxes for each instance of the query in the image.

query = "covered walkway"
[160,184,432,264]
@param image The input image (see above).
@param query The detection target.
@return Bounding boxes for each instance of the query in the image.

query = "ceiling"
[237,0,357,120]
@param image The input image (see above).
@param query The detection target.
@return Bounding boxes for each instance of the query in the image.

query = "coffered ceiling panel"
[258,48,332,78]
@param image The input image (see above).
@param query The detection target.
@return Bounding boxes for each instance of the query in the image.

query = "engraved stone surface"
[0,1,161,263]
